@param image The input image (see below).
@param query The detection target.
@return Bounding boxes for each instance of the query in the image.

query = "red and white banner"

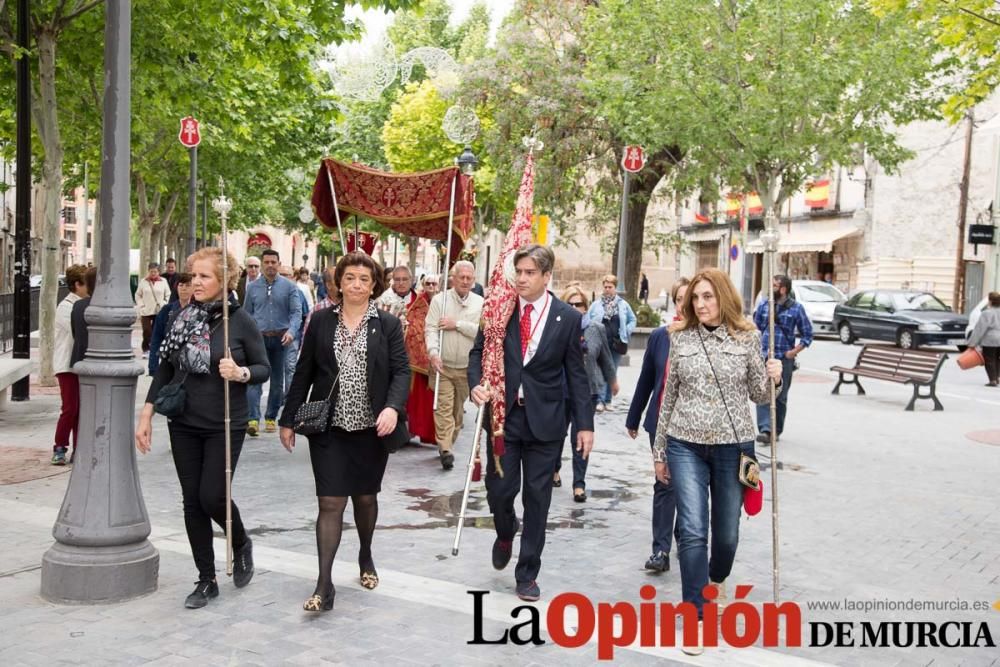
[478,152,537,474]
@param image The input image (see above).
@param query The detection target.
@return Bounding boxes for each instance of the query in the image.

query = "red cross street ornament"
[179,116,201,148]
[621,145,646,173]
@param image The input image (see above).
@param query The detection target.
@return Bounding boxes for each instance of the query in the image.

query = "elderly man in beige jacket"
[425,260,484,470]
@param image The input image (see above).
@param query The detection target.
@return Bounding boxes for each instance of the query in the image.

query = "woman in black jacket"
[136,247,270,609]
[280,252,410,613]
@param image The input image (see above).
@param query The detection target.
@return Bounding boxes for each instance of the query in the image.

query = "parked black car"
[833,289,968,350]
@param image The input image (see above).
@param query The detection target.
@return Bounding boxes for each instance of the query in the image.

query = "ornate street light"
[457,146,479,176]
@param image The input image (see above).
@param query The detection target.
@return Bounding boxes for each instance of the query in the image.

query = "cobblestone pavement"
[1,339,999,666]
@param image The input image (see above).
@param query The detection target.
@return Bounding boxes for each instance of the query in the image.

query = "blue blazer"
[469,293,593,442]
[625,326,671,435]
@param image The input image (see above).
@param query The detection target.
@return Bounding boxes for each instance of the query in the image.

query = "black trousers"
[168,422,249,581]
[485,404,561,584]
[983,346,1000,384]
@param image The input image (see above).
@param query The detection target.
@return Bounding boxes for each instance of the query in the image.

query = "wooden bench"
[830,344,948,411]
[0,358,33,411]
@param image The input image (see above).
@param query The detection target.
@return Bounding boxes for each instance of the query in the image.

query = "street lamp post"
[41,0,159,603]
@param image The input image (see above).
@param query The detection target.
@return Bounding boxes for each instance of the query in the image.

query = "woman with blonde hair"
[652,268,782,654]
[136,247,270,609]
[586,274,636,409]
[554,286,617,498]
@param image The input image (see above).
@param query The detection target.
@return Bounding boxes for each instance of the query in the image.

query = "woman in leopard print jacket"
[652,268,782,653]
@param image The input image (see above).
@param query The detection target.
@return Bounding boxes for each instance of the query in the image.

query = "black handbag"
[154,371,188,418]
[292,370,341,436]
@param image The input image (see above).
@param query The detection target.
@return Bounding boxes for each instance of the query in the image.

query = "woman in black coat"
[136,248,270,609]
[280,252,410,613]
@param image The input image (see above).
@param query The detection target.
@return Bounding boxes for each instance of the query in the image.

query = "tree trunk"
[609,146,679,301]
[407,235,418,272]
[34,29,65,387]
[135,175,159,272]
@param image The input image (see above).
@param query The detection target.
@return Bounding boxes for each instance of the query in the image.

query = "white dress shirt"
[518,291,551,365]
[517,291,552,399]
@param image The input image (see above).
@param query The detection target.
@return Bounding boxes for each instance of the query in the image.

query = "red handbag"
[744,479,764,516]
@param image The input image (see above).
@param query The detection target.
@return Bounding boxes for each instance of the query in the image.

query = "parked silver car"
[790,280,847,336]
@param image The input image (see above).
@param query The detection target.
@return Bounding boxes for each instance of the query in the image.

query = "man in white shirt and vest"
[426,260,484,470]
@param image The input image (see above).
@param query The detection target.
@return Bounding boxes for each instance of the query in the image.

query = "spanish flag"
[694,212,710,224]
[747,192,764,215]
[724,195,741,218]
[805,179,830,209]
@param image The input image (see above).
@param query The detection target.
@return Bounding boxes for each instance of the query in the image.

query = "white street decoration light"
[321,38,460,103]
[298,204,314,224]
[442,104,481,146]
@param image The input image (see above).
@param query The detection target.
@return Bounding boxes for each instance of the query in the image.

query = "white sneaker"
[595,402,606,413]
[681,620,704,656]
[711,580,728,609]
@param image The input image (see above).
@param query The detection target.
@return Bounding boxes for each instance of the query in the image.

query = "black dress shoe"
[573,489,587,503]
[644,552,670,573]
[184,579,219,609]
[492,538,513,570]
[440,451,455,470]
[755,432,771,444]
[233,538,254,588]
[515,580,541,602]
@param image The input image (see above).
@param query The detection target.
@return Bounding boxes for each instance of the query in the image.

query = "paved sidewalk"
[1,340,999,665]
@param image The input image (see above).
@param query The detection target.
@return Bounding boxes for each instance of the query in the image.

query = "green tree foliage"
[383,81,459,171]
[0,0,416,382]
[873,0,997,122]
[463,1,682,298]
[585,0,947,211]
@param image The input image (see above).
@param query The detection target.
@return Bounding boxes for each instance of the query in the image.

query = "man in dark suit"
[469,244,594,602]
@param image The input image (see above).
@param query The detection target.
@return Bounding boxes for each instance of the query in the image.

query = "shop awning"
[746,221,862,254]
[683,227,729,243]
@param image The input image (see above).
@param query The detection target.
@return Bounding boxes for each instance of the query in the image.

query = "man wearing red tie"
[469,244,594,602]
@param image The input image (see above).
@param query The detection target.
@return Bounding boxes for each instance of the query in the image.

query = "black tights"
[314,494,378,594]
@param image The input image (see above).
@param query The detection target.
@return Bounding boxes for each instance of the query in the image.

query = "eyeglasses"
[569,301,586,308]
[426,282,438,287]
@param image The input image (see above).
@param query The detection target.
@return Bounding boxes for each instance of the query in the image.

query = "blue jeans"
[283,338,299,394]
[649,432,677,556]
[556,395,598,489]
[602,350,623,403]
[668,436,754,618]
[756,357,794,435]
[248,335,287,422]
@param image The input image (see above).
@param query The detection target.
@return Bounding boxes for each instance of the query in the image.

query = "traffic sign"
[179,116,201,148]
[621,145,646,173]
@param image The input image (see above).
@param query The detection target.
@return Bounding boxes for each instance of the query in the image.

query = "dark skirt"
[308,426,388,496]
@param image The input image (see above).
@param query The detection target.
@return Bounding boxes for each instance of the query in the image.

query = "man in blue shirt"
[754,274,813,444]
[244,248,302,436]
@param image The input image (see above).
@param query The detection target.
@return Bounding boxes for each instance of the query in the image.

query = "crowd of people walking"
[46,239,836,655]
